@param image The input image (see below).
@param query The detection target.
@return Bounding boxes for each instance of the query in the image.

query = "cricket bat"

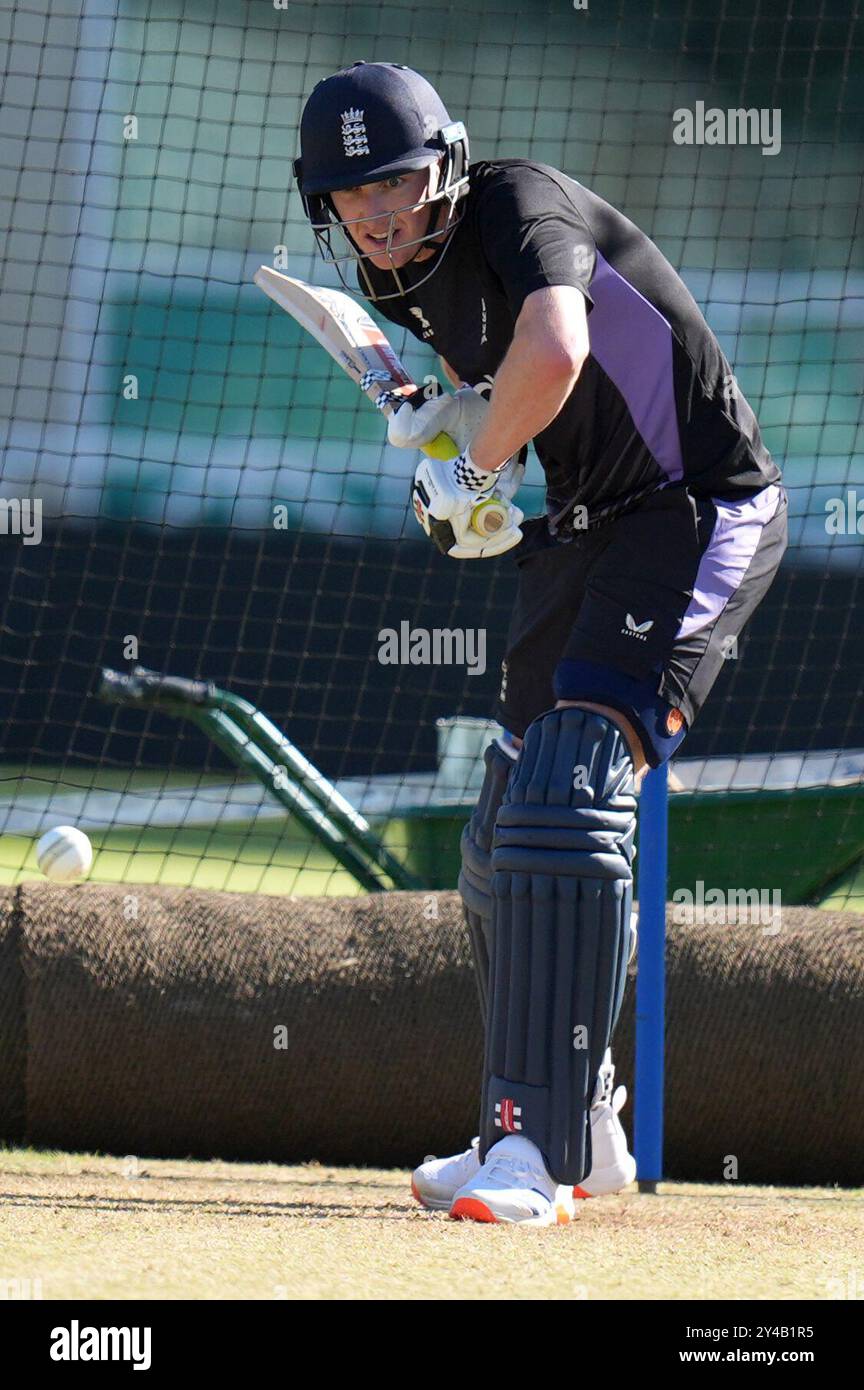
[253,266,510,538]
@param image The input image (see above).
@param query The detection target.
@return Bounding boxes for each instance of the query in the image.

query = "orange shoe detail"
[572,1185,593,1200]
[449,1197,498,1223]
[555,1204,573,1225]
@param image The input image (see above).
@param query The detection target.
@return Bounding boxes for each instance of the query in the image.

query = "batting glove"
[388,385,489,455]
[411,449,525,559]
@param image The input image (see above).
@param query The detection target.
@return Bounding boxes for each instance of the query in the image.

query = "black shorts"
[493,482,788,762]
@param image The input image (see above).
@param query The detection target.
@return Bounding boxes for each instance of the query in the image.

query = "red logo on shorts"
[666,707,685,735]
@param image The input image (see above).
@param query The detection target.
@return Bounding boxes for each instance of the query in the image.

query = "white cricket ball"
[36,825,93,882]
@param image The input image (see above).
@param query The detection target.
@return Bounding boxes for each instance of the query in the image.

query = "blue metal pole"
[634,761,668,1192]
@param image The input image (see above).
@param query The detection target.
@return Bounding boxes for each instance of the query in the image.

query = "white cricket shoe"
[410,1137,481,1211]
[449,1134,576,1226]
[411,1049,635,1210]
[573,1050,637,1198]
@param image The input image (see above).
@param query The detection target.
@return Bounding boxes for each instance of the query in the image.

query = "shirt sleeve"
[476,166,596,319]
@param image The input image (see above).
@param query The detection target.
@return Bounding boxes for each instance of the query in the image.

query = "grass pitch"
[0,1148,860,1301]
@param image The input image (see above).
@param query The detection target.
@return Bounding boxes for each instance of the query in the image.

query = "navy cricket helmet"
[293,61,470,299]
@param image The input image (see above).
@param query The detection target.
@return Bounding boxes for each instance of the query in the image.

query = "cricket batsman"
[293,62,788,1224]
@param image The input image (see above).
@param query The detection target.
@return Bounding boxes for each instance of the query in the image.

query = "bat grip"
[420,434,510,539]
[418,432,512,539]
[422,430,459,462]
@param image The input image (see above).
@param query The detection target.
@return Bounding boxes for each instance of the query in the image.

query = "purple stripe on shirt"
[677,485,782,640]
[588,252,684,482]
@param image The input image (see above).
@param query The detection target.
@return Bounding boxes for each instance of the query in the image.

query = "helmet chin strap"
[392,197,445,274]
[407,159,450,263]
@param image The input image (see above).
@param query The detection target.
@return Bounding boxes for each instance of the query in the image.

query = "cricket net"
[1,0,862,905]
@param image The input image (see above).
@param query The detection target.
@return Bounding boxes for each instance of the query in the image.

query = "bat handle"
[421,431,459,462]
[468,495,511,538]
[419,432,512,540]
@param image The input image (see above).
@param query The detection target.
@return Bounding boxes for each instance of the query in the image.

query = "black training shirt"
[363,159,781,529]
